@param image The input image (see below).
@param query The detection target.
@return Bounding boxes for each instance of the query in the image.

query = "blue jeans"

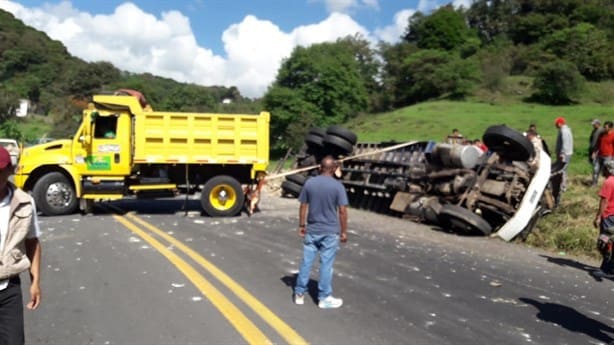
[295,233,339,300]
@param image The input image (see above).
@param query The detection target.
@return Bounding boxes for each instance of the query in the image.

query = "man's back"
[298,175,348,235]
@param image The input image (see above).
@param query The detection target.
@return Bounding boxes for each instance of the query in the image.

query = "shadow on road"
[539,255,608,282]
[82,199,203,216]
[519,297,614,344]
[281,274,319,304]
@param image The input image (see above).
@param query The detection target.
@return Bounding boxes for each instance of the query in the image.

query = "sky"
[0,0,473,98]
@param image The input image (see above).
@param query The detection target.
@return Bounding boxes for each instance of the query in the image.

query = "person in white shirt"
[0,146,41,345]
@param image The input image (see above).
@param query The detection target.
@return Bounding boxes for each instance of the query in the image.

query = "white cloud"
[0,1,373,98]
[417,0,439,13]
[452,0,473,9]
[374,9,414,43]
[419,0,474,13]
[311,0,379,14]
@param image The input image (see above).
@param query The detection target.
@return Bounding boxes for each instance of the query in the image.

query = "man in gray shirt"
[554,116,573,206]
[294,156,348,309]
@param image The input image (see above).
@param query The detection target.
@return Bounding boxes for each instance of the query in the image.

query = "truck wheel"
[308,127,326,138]
[286,173,308,186]
[438,204,492,236]
[482,125,534,162]
[322,134,354,155]
[281,180,302,197]
[305,134,324,149]
[326,125,357,145]
[32,172,78,216]
[201,175,244,217]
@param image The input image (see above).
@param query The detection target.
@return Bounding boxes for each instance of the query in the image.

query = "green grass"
[524,176,601,259]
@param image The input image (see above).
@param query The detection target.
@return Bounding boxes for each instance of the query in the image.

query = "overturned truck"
[283,125,554,242]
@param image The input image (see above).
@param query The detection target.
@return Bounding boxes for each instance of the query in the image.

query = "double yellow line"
[113,212,307,345]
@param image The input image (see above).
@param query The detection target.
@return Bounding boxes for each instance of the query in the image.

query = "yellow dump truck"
[14,90,270,217]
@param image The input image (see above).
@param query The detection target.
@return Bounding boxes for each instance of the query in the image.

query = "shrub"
[532,60,584,105]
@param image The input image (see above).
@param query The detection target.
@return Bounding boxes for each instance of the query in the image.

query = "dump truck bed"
[132,111,270,166]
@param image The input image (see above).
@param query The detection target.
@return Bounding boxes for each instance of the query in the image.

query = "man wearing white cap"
[0,146,41,345]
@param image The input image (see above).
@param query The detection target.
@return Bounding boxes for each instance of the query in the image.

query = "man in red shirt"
[592,160,614,278]
[593,121,614,185]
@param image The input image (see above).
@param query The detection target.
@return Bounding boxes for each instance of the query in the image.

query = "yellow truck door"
[75,112,132,176]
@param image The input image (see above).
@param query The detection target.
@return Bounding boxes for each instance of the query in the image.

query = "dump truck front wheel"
[33,172,78,216]
[201,175,244,217]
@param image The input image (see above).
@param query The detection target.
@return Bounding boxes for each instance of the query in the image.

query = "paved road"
[21,192,614,345]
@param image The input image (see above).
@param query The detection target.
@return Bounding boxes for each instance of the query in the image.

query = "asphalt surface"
[20,191,614,345]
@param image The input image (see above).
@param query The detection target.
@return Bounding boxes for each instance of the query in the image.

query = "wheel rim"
[208,184,237,210]
[46,182,74,209]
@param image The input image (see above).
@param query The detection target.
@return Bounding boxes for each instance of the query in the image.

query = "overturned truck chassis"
[298,125,554,241]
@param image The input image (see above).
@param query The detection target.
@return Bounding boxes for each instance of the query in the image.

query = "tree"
[541,23,612,81]
[404,5,479,52]
[0,90,19,123]
[262,87,321,152]
[467,0,516,43]
[532,59,584,105]
[395,50,480,105]
[336,35,381,111]
[379,41,420,109]
[264,40,369,150]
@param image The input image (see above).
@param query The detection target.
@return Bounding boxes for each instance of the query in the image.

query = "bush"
[531,60,585,105]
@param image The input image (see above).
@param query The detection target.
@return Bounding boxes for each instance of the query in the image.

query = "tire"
[201,175,244,217]
[281,180,302,197]
[305,134,323,149]
[297,154,317,168]
[322,134,354,155]
[482,125,534,162]
[326,125,357,145]
[308,127,326,138]
[286,173,308,186]
[32,172,78,216]
[438,204,492,236]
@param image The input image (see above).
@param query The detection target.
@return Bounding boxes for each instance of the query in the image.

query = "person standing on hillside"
[589,119,603,165]
[553,117,573,206]
[526,129,543,173]
[593,121,613,186]
[445,129,464,145]
[0,146,42,345]
[294,155,348,309]
[527,123,551,156]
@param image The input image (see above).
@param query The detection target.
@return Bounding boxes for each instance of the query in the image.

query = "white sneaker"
[294,294,304,305]
[318,296,343,309]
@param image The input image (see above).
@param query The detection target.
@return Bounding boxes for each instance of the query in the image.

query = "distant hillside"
[0,9,260,137]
